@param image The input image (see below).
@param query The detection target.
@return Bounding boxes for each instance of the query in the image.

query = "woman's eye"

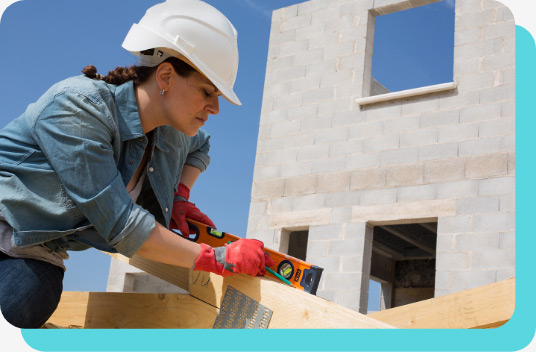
[203,89,212,98]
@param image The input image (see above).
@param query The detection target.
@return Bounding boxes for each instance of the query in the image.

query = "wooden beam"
[47,291,218,329]
[367,278,515,329]
[189,270,395,329]
[108,253,190,291]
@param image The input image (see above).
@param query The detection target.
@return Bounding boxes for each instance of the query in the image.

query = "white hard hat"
[122,0,241,105]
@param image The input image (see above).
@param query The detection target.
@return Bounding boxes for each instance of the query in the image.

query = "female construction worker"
[0,0,273,328]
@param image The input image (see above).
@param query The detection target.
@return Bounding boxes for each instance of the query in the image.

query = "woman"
[0,0,273,328]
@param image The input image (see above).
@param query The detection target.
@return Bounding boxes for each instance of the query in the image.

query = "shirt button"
[149,167,154,172]
[165,208,169,213]
[129,160,134,165]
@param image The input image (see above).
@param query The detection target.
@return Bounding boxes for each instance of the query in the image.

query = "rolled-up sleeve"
[185,129,211,172]
[32,90,153,257]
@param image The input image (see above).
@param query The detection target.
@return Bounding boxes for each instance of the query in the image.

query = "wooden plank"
[47,291,218,329]
[189,270,395,329]
[368,278,515,329]
[108,253,190,291]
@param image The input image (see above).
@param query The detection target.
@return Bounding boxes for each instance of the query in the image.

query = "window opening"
[369,221,437,311]
[369,0,455,96]
[287,230,309,261]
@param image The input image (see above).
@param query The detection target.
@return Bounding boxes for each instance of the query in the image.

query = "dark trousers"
[0,252,64,328]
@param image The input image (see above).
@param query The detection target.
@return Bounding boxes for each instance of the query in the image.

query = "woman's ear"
[155,62,174,91]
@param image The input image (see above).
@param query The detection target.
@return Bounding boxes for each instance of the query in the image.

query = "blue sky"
[0,0,454,308]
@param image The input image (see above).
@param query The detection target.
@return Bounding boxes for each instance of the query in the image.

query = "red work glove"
[194,239,275,277]
[170,183,215,237]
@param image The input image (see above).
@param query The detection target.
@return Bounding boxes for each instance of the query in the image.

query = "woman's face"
[163,69,220,136]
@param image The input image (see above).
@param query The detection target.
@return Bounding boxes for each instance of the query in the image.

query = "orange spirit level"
[183,219,323,295]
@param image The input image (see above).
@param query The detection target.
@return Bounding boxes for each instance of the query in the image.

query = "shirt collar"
[114,81,169,152]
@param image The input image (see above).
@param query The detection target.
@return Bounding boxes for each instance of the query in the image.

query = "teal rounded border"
[20,25,536,352]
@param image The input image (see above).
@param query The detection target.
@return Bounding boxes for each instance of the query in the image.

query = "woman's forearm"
[135,221,201,268]
[179,165,201,190]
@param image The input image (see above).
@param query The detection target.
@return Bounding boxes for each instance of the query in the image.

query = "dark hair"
[82,55,197,86]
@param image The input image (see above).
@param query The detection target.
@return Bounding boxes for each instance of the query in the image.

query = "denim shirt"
[0,75,210,257]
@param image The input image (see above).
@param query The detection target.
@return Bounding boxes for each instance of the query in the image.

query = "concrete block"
[269,197,292,213]
[252,179,285,199]
[347,153,381,170]
[277,40,308,57]
[289,77,321,94]
[270,208,332,229]
[306,240,329,257]
[328,239,364,257]
[312,156,347,173]
[471,249,514,269]
[459,136,502,157]
[292,193,326,211]
[501,101,515,118]
[456,72,496,92]
[297,144,330,162]
[380,147,419,166]
[434,270,451,290]
[383,115,420,135]
[450,270,497,290]
[266,56,294,72]
[305,60,337,79]
[269,28,297,46]
[281,5,298,20]
[464,153,508,178]
[496,6,514,22]
[455,9,494,30]
[348,121,383,139]
[322,41,356,60]
[325,190,361,208]
[496,268,515,282]
[424,159,465,183]
[266,149,298,166]
[400,128,438,148]
[330,139,364,157]
[353,199,456,223]
[284,175,317,196]
[261,110,287,124]
[281,13,311,32]
[478,118,515,138]
[499,193,515,212]
[360,189,397,206]
[454,57,481,75]
[472,212,515,232]
[418,143,458,161]
[284,132,315,149]
[455,231,500,252]
[350,168,386,190]
[335,289,362,312]
[253,165,281,180]
[456,196,499,215]
[311,5,342,25]
[454,27,480,46]
[507,152,515,174]
[385,164,424,187]
[479,85,515,105]
[317,171,350,193]
[439,90,479,111]
[341,0,374,14]
[363,134,400,153]
[318,98,353,116]
[294,48,325,67]
[401,96,440,116]
[295,23,325,41]
[454,38,502,61]
[302,87,336,105]
[308,256,341,271]
[364,104,402,122]
[324,272,363,289]
[436,233,455,252]
[499,231,515,250]
[438,123,478,143]
[436,252,470,270]
[500,134,514,153]
[479,176,515,196]
[482,20,515,40]
[437,180,479,200]
[273,94,303,112]
[331,207,353,224]
[309,223,345,241]
[397,184,437,202]
[437,215,471,234]
[256,137,284,153]
[275,66,306,82]
[420,109,459,128]
[320,70,355,88]
[280,161,313,177]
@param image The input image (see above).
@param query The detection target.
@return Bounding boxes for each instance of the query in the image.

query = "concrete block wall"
[246,0,515,312]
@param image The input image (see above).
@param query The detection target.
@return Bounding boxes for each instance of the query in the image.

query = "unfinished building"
[245,0,515,313]
[104,0,515,317]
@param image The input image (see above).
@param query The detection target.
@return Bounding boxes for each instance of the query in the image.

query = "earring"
[160,89,165,95]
